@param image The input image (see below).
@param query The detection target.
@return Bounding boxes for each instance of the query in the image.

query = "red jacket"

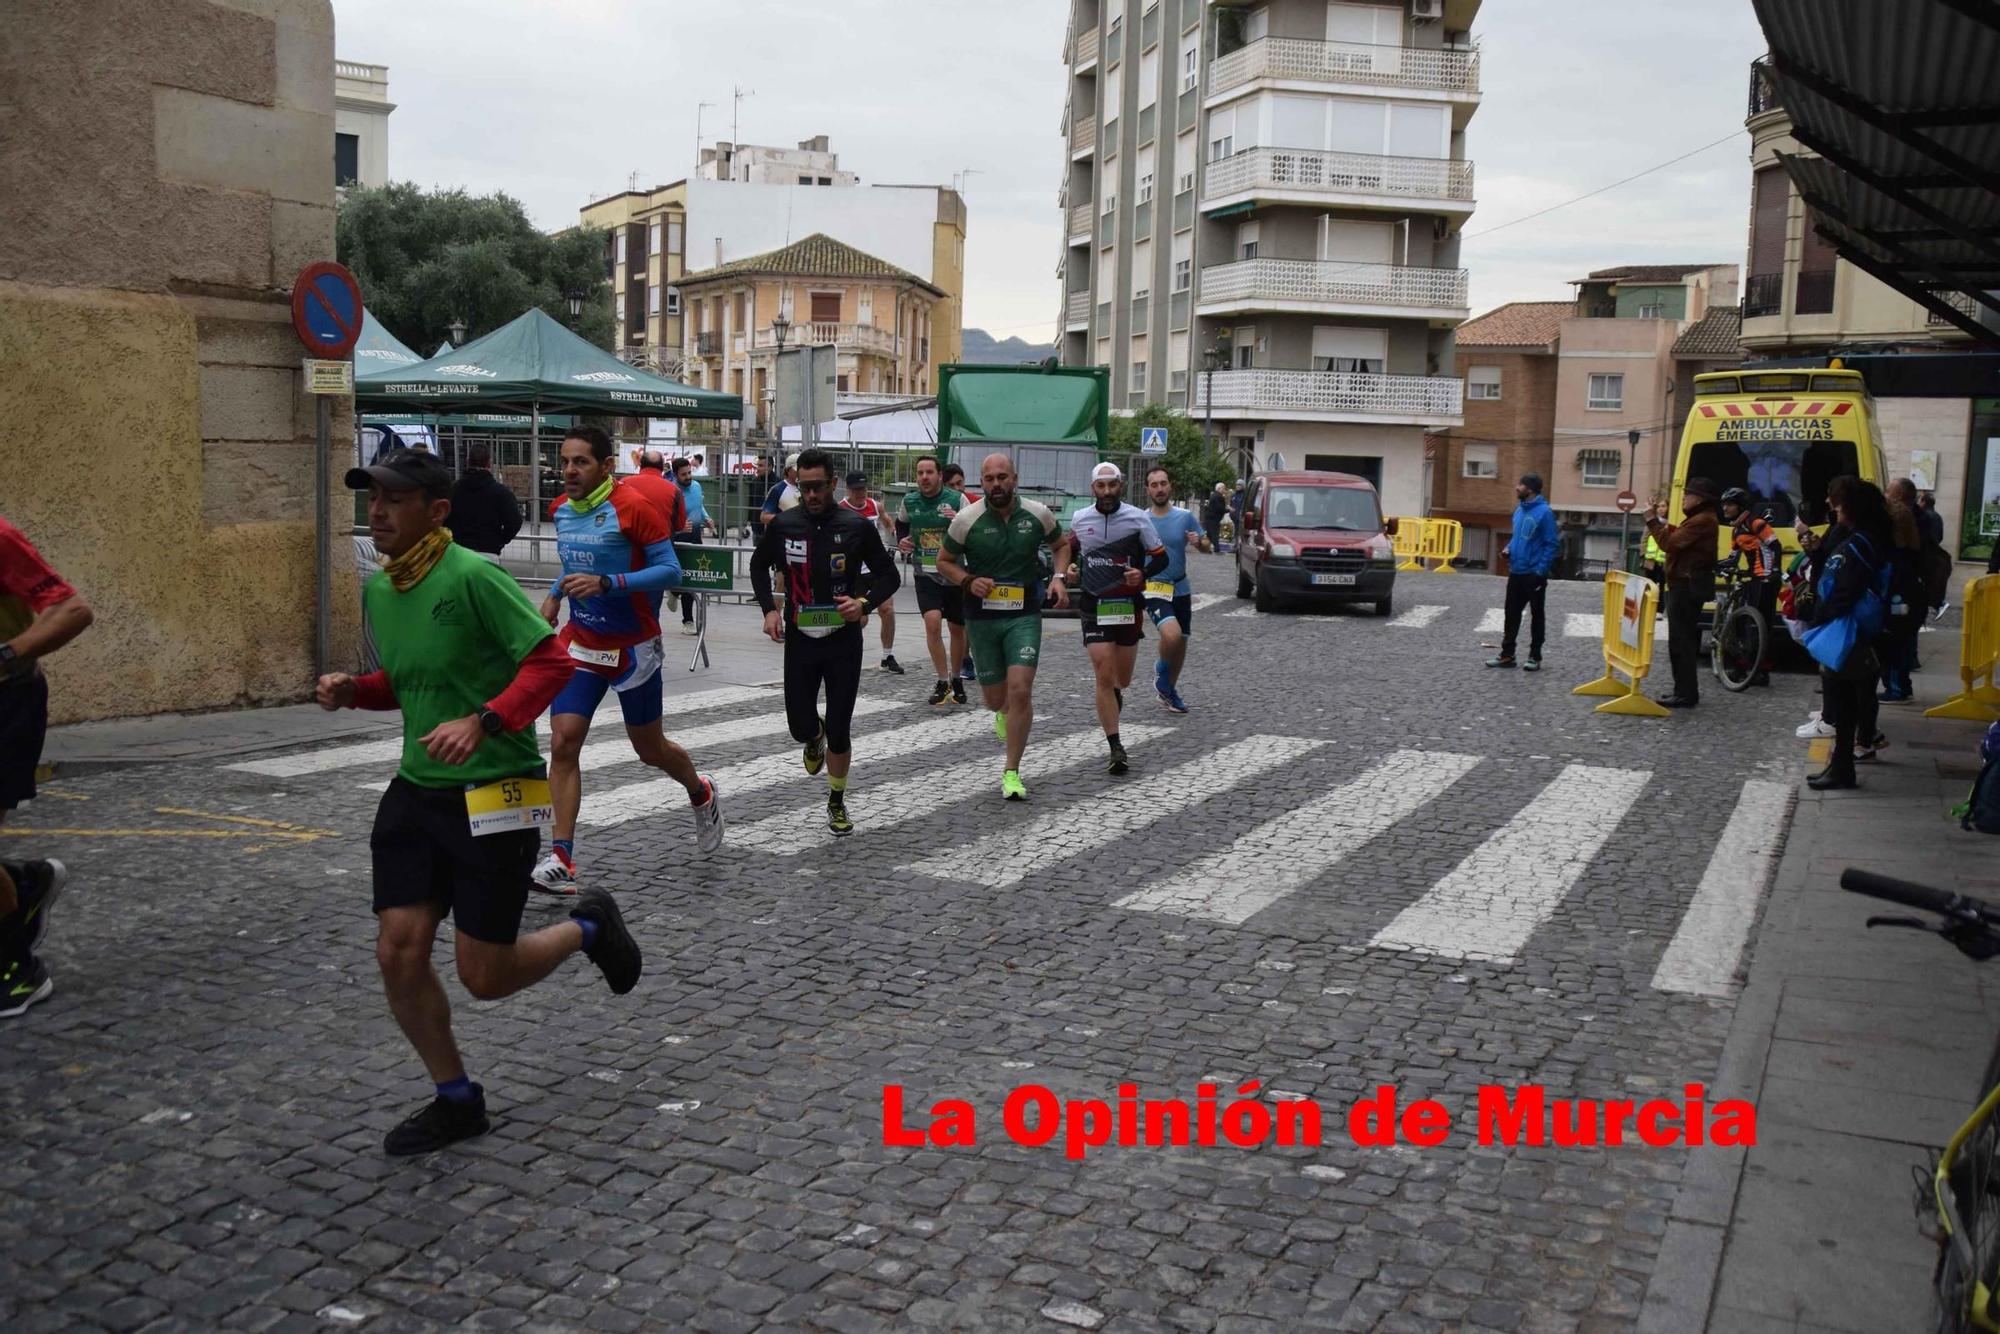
[623,469,687,535]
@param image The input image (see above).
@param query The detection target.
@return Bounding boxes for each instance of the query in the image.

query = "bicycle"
[1841,869,2000,1333]
[1710,566,1770,692]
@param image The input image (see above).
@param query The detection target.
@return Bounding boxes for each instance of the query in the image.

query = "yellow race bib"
[465,776,554,837]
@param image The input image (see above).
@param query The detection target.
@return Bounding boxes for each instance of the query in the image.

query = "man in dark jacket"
[447,444,524,557]
[1486,473,1560,671]
[1644,477,1721,708]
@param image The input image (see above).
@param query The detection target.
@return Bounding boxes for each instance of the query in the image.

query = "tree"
[1108,404,1234,500]
[335,184,614,352]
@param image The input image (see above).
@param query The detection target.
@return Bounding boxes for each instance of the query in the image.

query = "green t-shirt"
[901,485,966,581]
[362,543,554,789]
[941,497,1061,618]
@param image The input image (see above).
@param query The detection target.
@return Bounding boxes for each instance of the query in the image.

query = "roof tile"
[685,233,944,295]
[1454,301,1571,348]
[1671,306,1743,358]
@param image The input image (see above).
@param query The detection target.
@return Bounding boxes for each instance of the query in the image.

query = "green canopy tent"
[356,307,742,520]
[431,342,452,358]
[352,310,425,381]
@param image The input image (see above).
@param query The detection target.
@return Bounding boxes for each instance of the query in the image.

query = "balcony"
[1070,115,1096,158]
[1928,289,1979,326]
[1198,258,1469,319]
[694,331,722,357]
[1065,290,1091,331]
[1073,26,1100,68]
[1747,57,1783,119]
[1201,147,1474,215]
[1068,202,1094,243]
[1742,272,1783,318]
[1195,368,1463,426]
[1794,268,1835,316]
[1209,38,1479,103]
[749,322,899,358]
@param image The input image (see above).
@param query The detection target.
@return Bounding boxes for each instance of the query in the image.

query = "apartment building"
[678,233,945,434]
[1429,301,1563,567]
[334,60,392,189]
[1057,0,1480,517]
[1744,58,1991,563]
[582,137,966,375]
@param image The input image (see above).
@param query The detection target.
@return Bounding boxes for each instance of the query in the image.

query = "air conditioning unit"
[1410,0,1443,19]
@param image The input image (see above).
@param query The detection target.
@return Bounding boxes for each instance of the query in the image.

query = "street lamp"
[447,317,467,348]
[772,311,791,351]
[564,288,585,323]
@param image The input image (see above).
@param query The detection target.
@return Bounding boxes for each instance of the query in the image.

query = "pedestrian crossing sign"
[1140,426,1168,455]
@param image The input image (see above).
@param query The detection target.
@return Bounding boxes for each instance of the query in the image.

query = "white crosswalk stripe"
[1388,605,1447,630]
[230,684,783,777]
[577,711,992,830]
[1369,764,1651,962]
[903,734,1324,889]
[1477,608,1599,638]
[1476,608,1504,633]
[1188,593,1230,614]
[1650,779,1794,996]
[732,724,1170,855]
[1115,749,1482,923]
[568,697,906,775]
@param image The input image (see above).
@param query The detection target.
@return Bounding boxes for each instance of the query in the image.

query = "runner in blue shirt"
[1142,464,1211,715]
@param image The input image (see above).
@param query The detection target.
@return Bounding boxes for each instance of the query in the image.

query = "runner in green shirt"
[897,454,970,706]
[936,451,1071,801]
[318,450,643,1157]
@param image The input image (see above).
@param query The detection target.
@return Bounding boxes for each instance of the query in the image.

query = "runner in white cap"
[1066,461,1169,775]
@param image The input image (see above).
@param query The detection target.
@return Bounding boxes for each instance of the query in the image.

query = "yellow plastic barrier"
[1426,518,1463,574]
[1572,571,1669,717]
[1391,516,1427,571]
[1926,574,2000,722]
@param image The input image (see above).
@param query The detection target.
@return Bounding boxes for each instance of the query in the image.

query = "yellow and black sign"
[1712,419,1837,443]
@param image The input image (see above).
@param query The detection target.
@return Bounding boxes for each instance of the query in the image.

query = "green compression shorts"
[966,615,1042,685]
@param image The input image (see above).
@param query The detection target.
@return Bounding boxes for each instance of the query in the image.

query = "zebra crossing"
[228,676,1787,999]
[1217,600,1609,637]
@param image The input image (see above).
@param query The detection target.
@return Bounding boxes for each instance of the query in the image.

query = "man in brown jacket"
[1643,477,1722,708]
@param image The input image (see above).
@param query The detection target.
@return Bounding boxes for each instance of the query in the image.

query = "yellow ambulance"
[1666,365,1891,560]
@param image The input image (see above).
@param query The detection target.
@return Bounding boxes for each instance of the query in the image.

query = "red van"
[1234,470,1398,615]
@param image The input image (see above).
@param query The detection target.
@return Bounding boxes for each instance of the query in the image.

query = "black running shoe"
[950,678,967,705]
[928,680,952,707]
[882,655,905,675]
[6,859,66,960]
[572,889,642,995]
[1107,743,1130,776]
[828,794,854,837]
[383,1085,490,1157]
[0,955,52,1019]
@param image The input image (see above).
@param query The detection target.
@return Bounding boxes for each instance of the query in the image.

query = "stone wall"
[0,0,360,723]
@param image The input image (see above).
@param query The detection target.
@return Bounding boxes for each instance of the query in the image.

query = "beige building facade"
[333,59,392,189]
[579,183,689,375]
[1,0,361,724]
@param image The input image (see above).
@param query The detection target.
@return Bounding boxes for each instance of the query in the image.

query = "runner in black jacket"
[751,448,901,835]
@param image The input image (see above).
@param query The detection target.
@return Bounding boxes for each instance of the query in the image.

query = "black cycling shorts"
[1080,593,1145,648]
[0,674,49,813]
[785,628,864,754]
[370,777,539,944]
[915,577,964,625]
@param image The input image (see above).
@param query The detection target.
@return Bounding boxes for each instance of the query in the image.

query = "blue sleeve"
[614,537,682,593]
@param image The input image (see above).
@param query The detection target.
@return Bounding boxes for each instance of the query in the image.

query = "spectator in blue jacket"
[1486,473,1560,670]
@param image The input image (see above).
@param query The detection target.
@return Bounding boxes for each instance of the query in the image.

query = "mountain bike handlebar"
[1842,870,2000,961]
[1840,869,1964,916]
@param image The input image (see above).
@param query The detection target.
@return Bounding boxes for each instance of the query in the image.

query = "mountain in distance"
[958,327,1056,364]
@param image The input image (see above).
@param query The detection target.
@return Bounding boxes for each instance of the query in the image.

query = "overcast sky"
[334,0,1768,339]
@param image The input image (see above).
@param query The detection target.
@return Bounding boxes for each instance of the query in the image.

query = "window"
[1181,34,1199,92]
[810,291,841,323]
[648,284,661,315]
[1176,129,1196,193]
[1387,104,1447,158]
[334,132,359,186]
[648,221,662,255]
[1105,65,1122,118]
[615,292,627,322]
[1139,48,1159,109]
[1137,144,1155,203]
[798,174,814,185]
[1311,326,1386,374]
[1637,303,1665,319]
[666,286,681,316]
[1234,325,1256,368]
[667,220,683,255]
[1133,239,1151,300]
[1209,104,1235,162]
[614,230,628,266]
[1132,359,1148,393]
[1172,231,1191,291]
[818,176,833,185]
[1581,453,1621,487]
[1102,187,1118,216]
[1587,373,1624,410]
[1461,443,1498,478]
[1237,219,1260,261]
[858,289,873,325]
[1467,366,1502,400]
[1747,166,1788,316]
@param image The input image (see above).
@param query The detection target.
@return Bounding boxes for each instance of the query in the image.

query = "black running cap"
[346,450,452,497]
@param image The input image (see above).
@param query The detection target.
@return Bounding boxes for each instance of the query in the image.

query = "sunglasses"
[796,479,832,493]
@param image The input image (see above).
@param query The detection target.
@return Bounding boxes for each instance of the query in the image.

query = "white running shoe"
[530,852,578,895]
[692,775,725,853]
[1794,718,1834,739]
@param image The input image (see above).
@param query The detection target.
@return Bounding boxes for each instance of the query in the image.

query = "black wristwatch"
[598,574,614,595]
[477,707,505,736]
[0,644,16,671]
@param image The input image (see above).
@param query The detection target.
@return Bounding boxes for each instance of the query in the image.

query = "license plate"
[1312,573,1357,586]
[1094,598,1136,626]
[982,583,1025,612]
[465,776,553,837]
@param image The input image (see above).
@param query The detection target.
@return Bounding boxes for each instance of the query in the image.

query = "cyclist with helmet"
[1719,486,1780,687]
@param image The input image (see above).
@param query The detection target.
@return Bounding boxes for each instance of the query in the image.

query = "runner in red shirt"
[842,472,903,674]
[623,451,688,535]
[0,516,95,1018]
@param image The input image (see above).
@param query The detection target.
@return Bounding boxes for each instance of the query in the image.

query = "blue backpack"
[1800,535,1890,672]
[1961,723,2000,836]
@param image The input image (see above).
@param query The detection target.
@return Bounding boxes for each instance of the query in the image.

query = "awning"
[1751,0,2000,348]
[1576,448,1622,463]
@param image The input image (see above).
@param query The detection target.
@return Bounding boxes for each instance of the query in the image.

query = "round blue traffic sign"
[290,260,363,357]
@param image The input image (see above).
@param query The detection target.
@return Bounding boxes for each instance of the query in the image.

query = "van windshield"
[1687,438,1860,527]
[1264,486,1380,532]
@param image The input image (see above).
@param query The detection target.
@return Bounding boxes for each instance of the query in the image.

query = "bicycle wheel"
[1932,1032,2000,1333]
[1712,602,1767,692]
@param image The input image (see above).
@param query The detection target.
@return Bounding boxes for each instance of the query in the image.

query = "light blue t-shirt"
[682,477,707,528]
[1147,505,1203,596]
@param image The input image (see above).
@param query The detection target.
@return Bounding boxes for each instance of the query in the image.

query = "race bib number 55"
[465,776,553,837]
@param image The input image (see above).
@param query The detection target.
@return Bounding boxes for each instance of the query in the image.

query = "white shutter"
[1320,218,1394,263]
[1272,94,1327,150]
[1388,103,1447,159]
[1311,326,1387,372]
[1328,99,1386,154]
[1139,48,1159,109]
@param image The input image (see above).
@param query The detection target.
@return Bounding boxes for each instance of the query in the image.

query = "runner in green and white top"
[897,454,970,706]
[936,451,1070,801]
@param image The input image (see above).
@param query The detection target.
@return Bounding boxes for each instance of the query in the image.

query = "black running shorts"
[914,577,964,625]
[370,777,539,944]
[0,674,49,813]
[1079,594,1145,648]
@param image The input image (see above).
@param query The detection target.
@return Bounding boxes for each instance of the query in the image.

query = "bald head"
[1889,477,1918,506]
[980,451,1017,510]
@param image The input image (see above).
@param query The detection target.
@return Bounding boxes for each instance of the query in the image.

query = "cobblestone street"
[2,566,1820,1332]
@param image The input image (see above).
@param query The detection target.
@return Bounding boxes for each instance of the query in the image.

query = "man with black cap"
[841,470,902,673]
[319,450,643,1156]
[446,443,523,558]
[1645,477,1723,707]
[1486,473,1560,671]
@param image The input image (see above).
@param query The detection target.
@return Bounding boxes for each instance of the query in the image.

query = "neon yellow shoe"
[1002,770,1027,801]
[993,710,1007,743]
[803,727,826,776]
